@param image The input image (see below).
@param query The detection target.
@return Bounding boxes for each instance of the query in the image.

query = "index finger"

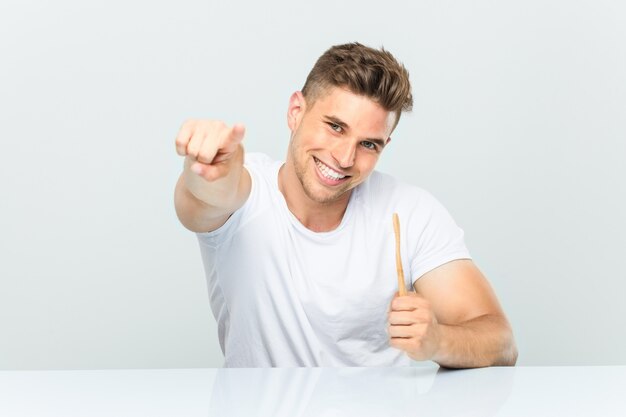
[220,123,246,151]
[211,124,246,164]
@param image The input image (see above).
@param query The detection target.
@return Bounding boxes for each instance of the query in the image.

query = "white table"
[1,366,624,416]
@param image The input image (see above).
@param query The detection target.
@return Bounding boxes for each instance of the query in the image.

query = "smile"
[313,157,348,181]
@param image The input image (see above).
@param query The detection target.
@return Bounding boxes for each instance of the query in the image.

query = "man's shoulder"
[244,152,278,169]
[363,170,435,203]
[356,170,452,224]
[243,152,282,181]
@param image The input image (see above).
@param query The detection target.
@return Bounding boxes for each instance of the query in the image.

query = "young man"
[174,43,518,368]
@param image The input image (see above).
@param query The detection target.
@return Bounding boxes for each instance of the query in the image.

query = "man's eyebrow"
[323,115,349,129]
[367,138,388,148]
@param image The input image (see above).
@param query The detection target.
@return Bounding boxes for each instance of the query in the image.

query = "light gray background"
[1,0,624,369]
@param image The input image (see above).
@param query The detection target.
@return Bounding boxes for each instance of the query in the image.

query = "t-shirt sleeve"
[407,191,471,284]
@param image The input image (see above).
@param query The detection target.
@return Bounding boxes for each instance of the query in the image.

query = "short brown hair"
[301,42,413,128]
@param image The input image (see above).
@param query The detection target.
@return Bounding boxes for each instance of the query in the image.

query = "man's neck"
[278,163,351,233]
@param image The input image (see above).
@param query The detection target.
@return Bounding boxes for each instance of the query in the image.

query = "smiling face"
[284,87,396,207]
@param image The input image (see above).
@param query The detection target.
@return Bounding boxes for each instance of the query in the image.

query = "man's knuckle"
[187,144,199,158]
[182,119,196,129]
[197,151,210,163]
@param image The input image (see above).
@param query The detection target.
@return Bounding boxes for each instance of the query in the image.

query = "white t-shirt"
[197,153,471,367]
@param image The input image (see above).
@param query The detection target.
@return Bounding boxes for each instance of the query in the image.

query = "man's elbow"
[493,324,518,366]
[494,344,518,366]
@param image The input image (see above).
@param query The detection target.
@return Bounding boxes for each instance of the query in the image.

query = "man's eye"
[329,123,342,133]
[361,141,376,150]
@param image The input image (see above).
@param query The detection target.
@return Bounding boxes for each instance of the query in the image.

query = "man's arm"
[388,259,518,368]
[174,120,251,233]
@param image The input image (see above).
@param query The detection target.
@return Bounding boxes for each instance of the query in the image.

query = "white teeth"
[315,158,346,181]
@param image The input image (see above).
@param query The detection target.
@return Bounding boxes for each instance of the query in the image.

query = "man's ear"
[287,91,306,131]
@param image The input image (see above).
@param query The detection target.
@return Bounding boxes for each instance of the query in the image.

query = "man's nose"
[331,140,356,169]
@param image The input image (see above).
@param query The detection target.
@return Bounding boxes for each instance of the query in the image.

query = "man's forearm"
[432,314,518,368]
[174,165,251,233]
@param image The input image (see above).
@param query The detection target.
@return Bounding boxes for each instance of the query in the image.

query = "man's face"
[286,87,396,205]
